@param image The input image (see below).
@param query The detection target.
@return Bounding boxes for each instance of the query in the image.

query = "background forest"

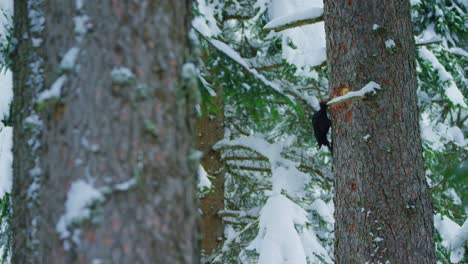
[0,0,466,263]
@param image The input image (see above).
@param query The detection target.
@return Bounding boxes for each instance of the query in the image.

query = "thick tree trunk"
[323,0,436,263]
[196,92,225,257]
[12,1,198,263]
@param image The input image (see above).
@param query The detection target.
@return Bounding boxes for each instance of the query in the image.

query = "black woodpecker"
[312,101,332,152]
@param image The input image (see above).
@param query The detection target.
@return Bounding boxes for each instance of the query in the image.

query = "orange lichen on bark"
[351,179,357,192]
[345,109,353,124]
[85,231,96,242]
[341,43,347,52]
[54,103,65,121]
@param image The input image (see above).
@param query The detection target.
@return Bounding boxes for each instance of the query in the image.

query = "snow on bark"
[110,66,135,85]
[385,39,396,49]
[56,180,104,249]
[59,47,80,71]
[36,75,67,102]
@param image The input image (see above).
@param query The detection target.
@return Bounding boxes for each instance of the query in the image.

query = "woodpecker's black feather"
[312,101,332,152]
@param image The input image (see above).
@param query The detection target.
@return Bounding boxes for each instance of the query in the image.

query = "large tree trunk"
[12,1,198,263]
[196,91,225,257]
[323,0,436,263]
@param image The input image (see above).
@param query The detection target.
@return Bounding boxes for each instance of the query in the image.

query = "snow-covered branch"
[415,37,442,46]
[327,81,382,105]
[208,39,285,94]
[264,7,323,32]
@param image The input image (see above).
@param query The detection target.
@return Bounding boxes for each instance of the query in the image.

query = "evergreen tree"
[413,0,467,262]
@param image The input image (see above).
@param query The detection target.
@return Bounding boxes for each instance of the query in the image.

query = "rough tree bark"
[12,1,198,263]
[196,91,225,257]
[323,0,436,263]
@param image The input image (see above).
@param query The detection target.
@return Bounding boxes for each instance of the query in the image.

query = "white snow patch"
[114,178,137,191]
[437,124,467,147]
[32,37,43,47]
[210,39,250,69]
[372,24,380,31]
[75,0,84,10]
[434,214,468,263]
[264,7,323,30]
[328,81,381,105]
[24,112,43,127]
[248,194,331,264]
[385,39,396,49]
[182,62,197,79]
[445,188,462,205]
[73,15,91,35]
[198,74,216,96]
[271,166,309,198]
[80,137,99,152]
[446,85,467,108]
[419,47,466,107]
[415,24,441,45]
[420,113,441,149]
[111,66,135,85]
[0,126,13,199]
[267,0,327,68]
[60,47,80,71]
[197,164,212,190]
[192,0,221,37]
[448,47,468,58]
[0,70,13,121]
[56,180,104,240]
[373,237,384,242]
[309,198,334,224]
[37,75,67,102]
[0,0,13,41]
[28,2,45,33]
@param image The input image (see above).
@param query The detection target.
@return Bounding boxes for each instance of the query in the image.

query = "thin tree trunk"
[197,89,225,256]
[196,91,225,257]
[12,1,198,263]
[323,0,436,263]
